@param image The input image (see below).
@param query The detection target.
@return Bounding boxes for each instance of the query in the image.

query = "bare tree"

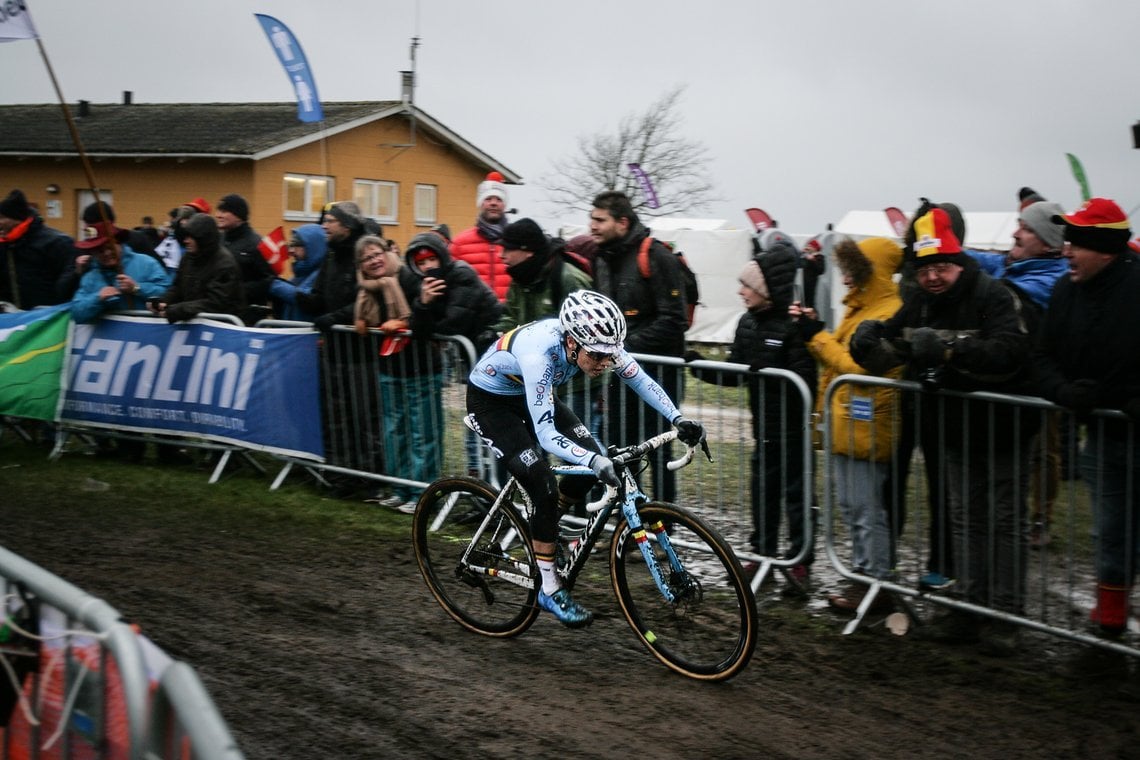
[542,85,719,218]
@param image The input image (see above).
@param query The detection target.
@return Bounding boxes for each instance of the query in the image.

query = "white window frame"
[414,184,438,226]
[284,174,334,221]
[353,180,399,226]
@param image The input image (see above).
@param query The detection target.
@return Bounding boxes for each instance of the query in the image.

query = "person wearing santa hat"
[449,171,512,301]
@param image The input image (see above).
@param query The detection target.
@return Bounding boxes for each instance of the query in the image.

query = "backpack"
[638,237,699,328]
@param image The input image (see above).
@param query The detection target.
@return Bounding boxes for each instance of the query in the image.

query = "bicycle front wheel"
[610,502,757,681]
[412,476,539,637]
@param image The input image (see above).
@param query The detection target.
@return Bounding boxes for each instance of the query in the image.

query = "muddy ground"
[3,450,1140,760]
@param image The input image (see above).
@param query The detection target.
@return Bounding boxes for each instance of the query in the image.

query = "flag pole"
[34,38,113,232]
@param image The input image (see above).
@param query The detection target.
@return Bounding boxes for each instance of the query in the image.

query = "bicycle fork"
[618,476,682,604]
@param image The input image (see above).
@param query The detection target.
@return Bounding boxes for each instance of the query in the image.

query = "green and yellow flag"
[0,304,69,421]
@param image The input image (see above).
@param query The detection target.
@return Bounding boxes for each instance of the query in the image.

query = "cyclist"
[467,290,705,627]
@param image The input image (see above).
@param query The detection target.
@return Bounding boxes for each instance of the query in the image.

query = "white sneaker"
[370,495,404,509]
[397,500,418,514]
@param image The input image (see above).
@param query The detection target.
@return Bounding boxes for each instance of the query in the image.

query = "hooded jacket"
[270,223,328,321]
[297,226,365,325]
[406,233,503,353]
[806,237,904,461]
[161,213,244,322]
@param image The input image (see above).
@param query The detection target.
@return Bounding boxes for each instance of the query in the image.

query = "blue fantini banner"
[61,315,324,460]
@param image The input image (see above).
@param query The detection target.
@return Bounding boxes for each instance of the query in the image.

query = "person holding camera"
[849,206,1036,655]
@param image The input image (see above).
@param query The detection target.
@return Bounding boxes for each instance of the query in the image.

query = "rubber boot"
[1089,583,1130,635]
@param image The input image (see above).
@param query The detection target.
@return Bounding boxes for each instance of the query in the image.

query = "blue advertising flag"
[254,14,323,123]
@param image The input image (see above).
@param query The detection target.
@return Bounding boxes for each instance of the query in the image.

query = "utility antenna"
[387,34,421,152]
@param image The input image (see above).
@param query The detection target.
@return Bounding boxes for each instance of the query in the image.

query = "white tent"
[559,218,754,344]
[833,210,1020,252]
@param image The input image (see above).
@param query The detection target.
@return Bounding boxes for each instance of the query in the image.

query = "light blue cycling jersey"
[468,318,681,467]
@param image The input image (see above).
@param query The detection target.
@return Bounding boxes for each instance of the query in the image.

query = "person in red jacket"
[450,171,511,301]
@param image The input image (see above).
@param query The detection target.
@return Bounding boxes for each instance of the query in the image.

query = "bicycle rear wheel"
[412,476,540,637]
[610,502,757,681]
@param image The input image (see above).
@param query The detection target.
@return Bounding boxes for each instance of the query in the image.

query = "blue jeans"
[379,372,443,500]
[1081,432,1140,587]
[833,455,892,580]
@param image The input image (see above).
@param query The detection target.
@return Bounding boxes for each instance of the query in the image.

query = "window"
[414,184,438,226]
[353,180,398,225]
[284,174,333,219]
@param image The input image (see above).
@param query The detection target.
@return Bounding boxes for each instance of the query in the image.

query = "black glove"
[313,313,336,332]
[164,303,192,323]
[796,317,825,342]
[849,320,885,365]
[1056,378,1099,413]
[674,417,706,447]
[683,349,704,363]
[910,327,949,369]
[590,455,621,489]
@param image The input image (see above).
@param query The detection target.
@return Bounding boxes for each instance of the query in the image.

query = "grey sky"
[2,0,1139,236]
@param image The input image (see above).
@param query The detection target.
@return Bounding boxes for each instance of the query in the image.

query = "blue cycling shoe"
[536,588,593,628]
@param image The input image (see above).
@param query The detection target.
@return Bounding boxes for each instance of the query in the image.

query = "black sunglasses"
[585,350,615,362]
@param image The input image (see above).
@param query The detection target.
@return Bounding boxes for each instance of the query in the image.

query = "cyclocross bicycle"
[412,428,758,681]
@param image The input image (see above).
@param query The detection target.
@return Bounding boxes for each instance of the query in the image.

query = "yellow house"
[0,97,521,246]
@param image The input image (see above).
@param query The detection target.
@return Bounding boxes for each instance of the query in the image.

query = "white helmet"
[559,290,626,354]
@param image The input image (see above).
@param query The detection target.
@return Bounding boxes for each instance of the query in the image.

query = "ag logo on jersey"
[537,410,555,425]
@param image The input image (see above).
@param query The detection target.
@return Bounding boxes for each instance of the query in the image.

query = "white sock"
[536,553,560,595]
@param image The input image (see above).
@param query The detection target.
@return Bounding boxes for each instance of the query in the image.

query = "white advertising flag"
[0,2,39,42]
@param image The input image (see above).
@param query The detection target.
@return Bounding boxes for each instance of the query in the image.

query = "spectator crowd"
[2,179,1137,654]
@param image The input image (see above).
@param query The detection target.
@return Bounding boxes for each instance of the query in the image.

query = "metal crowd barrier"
[664,355,817,589]
[0,546,244,759]
[823,374,1139,657]
[262,325,485,500]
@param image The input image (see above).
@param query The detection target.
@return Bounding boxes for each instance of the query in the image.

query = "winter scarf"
[354,248,411,330]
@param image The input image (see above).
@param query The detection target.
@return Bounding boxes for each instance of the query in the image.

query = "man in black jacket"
[589,190,688,503]
[0,189,74,309]
[1035,197,1140,636]
[850,207,1035,653]
[216,193,274,323]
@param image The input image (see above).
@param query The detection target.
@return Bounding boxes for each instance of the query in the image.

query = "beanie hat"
[217,193,250,222]
[327,201,364,231]
[738,260,771,304]
[0,189,31,221]
[500,218,549,256]
[1019,201,1065,251]
[184,197,212,215]
[476,171,509,207]
[912,207,967,266]
[82,201,116,224]
[1018,186,1046,211]
[1052,197,1132,255]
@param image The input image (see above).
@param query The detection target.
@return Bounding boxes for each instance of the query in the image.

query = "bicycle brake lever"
[700,439,713,463]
